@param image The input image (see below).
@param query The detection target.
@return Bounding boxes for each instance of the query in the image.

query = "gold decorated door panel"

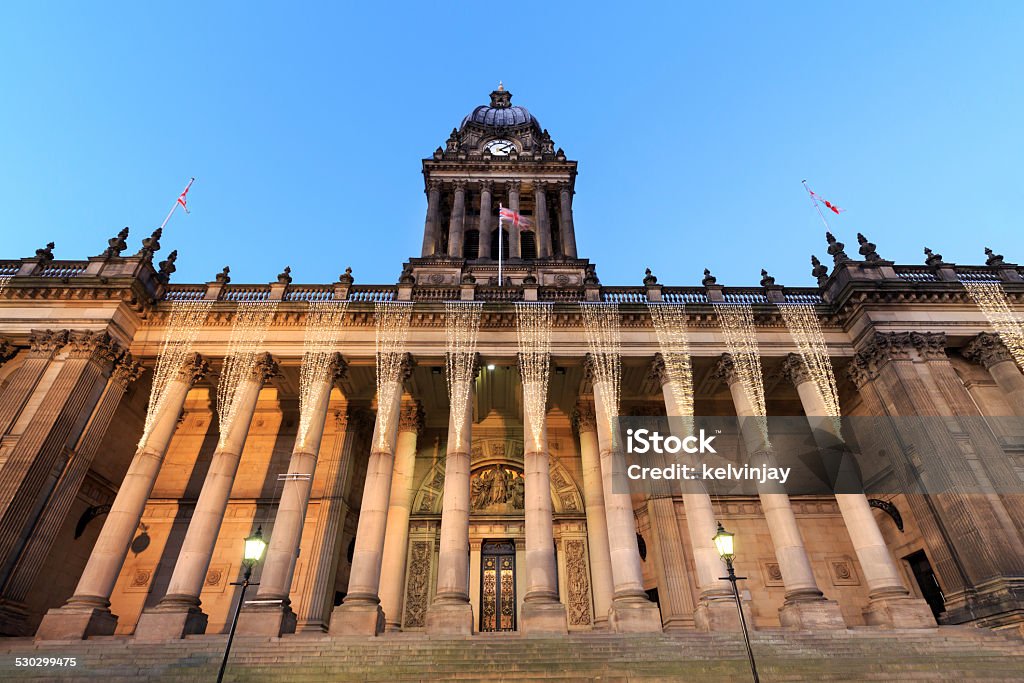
[480,540,516,632]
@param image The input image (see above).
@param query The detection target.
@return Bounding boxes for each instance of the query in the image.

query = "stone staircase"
[2,627,1022,682]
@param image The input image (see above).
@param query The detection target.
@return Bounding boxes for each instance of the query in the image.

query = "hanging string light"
[581,302,622,424]
[296,300,349,450]
[445,301,483,451]
[778,303,843,435]
[648,303,695,435]
[217,301,279,448]
[374,300,414,450]
[515,302,553,453]
[714,303,770,446]
[0,276,10,296]
[962,280,1024,372]
[139,299,213,448]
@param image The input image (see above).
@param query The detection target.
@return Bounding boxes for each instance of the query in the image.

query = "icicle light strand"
[296,300,349,450]
[778,303,843,434]
[445,301,483,451]
[0,276,10,296]
[714,303,770,446]
[962,280,1024,372]
[217,301,278,448]
[139,299,213,448]
[516,302,553,453]
[648,303,695,435]
[374,301,414,450]
[581,303,622,424]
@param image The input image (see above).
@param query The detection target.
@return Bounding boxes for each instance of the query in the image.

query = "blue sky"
[1,2,1021,287]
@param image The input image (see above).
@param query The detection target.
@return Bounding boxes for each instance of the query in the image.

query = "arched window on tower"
[520,231,537,260]
[463,229,480,259]
[489,227,510,260]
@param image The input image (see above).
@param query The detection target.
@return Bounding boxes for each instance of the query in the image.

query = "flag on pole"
[804,185,845,214]
[176,177,195,214]
[499,206,531,228]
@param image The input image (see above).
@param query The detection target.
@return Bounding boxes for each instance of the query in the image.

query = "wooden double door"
[479,540,516,632]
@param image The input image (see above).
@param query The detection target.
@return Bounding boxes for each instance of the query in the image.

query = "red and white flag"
[804,184,845,214]
[499,206,531,228]
[176,177,195,214]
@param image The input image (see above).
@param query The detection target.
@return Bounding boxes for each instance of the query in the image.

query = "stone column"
[534,182,552,258]
[477,181,493,261]
[0,331,122,584]
[421,179,442,257]
[587,359,663,633]
[649,355,737,631]
[377,401,424,631]
[964,332,1024,416]
[574,402,614,628]
[37,353,209,640]
[520,371,568,634]
[238,354,347,637]
[293,407,368,632]
[426,373,476,634]
[507,181,522,259]
[447,180,467,258]
[0,330,68,437]
[331,356,412,635]
[715,354,845,629]
[558,182,577,259]
[134,353,278,641]
[0,354,141,636]
[782,353,935,628]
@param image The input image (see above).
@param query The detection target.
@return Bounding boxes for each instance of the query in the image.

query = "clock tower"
[407,84,590,289]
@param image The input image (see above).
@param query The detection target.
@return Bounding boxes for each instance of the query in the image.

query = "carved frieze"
[470,465,524,513]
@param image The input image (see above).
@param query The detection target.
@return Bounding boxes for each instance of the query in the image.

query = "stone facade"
[0,87,1022,650]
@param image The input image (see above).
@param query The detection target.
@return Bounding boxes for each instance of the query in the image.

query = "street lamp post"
[713,521,760,683]
[216,526,267,683]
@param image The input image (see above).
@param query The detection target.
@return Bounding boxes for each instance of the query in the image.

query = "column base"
[520,600,568,635]
[237,601,297,637]
[36,602,118,640]
[864,593,936,628]
[329,600,385,636]
[133,598,208,641]
[425,600,474,635]
[693,595,745,632]
[608,595,663,633]
[779,598,846,630]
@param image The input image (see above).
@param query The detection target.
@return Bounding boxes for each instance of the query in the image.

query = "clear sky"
[1,2,1021,288]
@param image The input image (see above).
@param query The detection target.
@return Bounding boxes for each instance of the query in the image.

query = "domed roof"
[461,83,539,129]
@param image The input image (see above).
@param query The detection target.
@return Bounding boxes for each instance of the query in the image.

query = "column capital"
[534,181,548,195]
[909,331,948,360]
[556,180,573,195]
[648,353,670,387]
[451,179,468,191]
[426,178,443,193]
[507,179,522,192]
[572,400,597,434]
[177,352,211,386]
[28,329,69,358]
[478,179,494,193]
[252,352,280,384]
[0,338,17,366]
[111,352,145,388]
[847,332,915,388]
[712,353,739,387]
[399,400,425,435]
[781,353,813,387]
[582,353,597,386]
[963,332,1015,368]
[67,330,122,368]
[399,352,416,384]
[329,352,349,385]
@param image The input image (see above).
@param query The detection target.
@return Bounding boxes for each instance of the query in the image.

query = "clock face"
[485,139,516,156]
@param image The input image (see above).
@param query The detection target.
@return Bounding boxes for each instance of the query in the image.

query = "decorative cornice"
[713,353,739,386]
[962,332,1014,369]
[781,352,812,386]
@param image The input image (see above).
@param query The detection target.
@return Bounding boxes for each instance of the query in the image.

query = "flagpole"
[801,180,831,231]
[160,177,195,232]
[498,202,504,287]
